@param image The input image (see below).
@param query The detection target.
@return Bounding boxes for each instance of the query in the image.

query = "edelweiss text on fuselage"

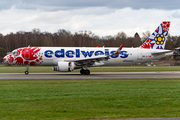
[44,49,128,58]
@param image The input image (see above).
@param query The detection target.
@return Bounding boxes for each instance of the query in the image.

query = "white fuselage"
[3,46,173,75]
[36,47,172,66]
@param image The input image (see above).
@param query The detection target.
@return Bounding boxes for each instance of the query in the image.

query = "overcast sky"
[0,0,180,37]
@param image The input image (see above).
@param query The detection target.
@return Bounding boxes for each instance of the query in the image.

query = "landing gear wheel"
[25,71,29,75]
[80,69,90,75]
[85,70,90,75]
[80,69,85,75]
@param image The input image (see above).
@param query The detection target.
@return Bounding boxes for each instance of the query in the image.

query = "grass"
[1,66,180,73]
[0,79,180,119]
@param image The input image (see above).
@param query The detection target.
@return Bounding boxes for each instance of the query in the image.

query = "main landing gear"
[80,69,90,75]
[25,65,29,75]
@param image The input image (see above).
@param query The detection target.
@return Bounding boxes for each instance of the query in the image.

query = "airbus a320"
[3,21,173,75]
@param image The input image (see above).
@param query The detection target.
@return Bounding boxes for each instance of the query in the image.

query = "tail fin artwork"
[139,21,170,49]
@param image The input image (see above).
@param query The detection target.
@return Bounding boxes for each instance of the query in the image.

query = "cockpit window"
[7,51,19,55]
[13,52,19,55]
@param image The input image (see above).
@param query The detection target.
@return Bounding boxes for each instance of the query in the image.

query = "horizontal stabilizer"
[151,50,173,56]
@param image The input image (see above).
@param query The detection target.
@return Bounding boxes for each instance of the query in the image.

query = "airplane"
[3,21,173,75]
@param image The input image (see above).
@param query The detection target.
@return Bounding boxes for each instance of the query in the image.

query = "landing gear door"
[23,49,30,59]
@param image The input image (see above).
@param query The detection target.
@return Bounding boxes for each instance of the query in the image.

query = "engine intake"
[53,62,75,72]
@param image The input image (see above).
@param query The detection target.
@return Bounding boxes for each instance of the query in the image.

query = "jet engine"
[53,62,75,72]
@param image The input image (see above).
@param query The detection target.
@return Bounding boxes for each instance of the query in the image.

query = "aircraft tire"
[85,70,90,75]
[25,71,29,75]
[80,69,85,75]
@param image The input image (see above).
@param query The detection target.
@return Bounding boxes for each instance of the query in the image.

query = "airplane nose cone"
[3,55,15,64]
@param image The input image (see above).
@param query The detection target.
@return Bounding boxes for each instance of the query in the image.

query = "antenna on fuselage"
[28,45,30,47]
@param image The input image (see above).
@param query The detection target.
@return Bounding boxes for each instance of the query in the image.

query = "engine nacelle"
[53,62,75,72]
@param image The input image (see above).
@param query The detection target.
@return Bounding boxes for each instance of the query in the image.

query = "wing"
[70,43,125,67]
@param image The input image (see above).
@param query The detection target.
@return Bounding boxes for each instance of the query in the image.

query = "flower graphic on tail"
[140,21,170,49]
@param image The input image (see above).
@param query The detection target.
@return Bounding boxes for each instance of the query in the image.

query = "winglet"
[110,43,125,56]
[115,43,125,54]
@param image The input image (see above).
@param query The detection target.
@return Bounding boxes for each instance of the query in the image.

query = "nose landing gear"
[25,65,29,75]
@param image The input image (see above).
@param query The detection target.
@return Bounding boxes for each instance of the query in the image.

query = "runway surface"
[1,71,180,79]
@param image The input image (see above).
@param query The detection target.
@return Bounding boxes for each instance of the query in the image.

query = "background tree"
[134,32,140,38]
[141,31,150,43]
[0,47,6,62]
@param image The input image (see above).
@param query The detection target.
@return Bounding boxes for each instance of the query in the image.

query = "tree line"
[0,28,180,62]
